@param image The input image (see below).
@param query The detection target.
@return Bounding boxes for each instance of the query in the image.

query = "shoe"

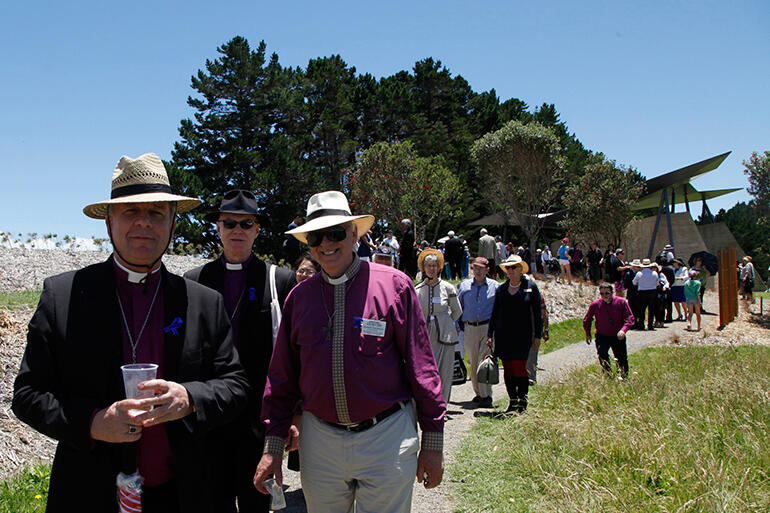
[686,324,691,330]
[471,395,481,403]
[647,327,655,331]
[479,397,494,408]
[528,379,537,386]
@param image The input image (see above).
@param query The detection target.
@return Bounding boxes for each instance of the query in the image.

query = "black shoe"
[479,397,494,408]
[471,395,481,403]
[647,326,655,331]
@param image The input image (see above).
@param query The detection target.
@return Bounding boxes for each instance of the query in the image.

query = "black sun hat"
[205,190,268,226]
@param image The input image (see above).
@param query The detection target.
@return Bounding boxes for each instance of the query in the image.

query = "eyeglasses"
[600,291,613,296]
[296,268,316,276]
[219,218,256,230]
[306,226,348,247]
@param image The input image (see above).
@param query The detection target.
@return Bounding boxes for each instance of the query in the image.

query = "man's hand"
[486,337,493,349]
[416,449,444,489]
[286,414,302,452]
[542,329,550,342]
[617,330,626,340]
[586,337,592,345]
[132,379,193,428]
[90,399,145,443]
[532,338,541,351]
[253,453,283,494]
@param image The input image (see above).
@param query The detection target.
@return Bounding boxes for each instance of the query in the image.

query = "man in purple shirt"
[254,191,446,512]
[583,282,635,379]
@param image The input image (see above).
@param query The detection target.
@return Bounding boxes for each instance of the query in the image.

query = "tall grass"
[0,465,50,513]
[542,317,583,354]
[451,346,770,512]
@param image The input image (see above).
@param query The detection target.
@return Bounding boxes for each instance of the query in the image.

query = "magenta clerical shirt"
[261,255,445,454]
[114,260,173,487]
[583,295,635,338]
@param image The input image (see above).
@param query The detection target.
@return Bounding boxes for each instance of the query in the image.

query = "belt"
[466,319,489,326]
[323,402,406,433]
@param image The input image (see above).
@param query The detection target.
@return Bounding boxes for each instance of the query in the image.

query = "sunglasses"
[219,218,256,230]
[306,226,348,247]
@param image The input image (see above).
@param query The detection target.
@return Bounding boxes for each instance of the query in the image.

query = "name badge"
[361,318,387,337]
[432,296,442,304]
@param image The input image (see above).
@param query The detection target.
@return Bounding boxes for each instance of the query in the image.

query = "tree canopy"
[167,36,607,257]
[560,154,646,247]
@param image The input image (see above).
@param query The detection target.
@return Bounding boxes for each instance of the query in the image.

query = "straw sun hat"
[418,248,444,275]
[83,153,201,219]
[285,191,374,244]
[499,254,529,274]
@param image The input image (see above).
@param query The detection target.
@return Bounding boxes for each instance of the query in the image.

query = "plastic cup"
[263,478,286,510]
[121,363,158,416]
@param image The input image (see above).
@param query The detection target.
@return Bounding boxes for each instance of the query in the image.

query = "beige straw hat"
[498,254,529,274]
[83,153,201,219]
[286,191,374,244]
[418,248,445,275]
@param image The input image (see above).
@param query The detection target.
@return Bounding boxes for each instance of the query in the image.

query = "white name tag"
[361,318,387,337]
[432,296,442,304]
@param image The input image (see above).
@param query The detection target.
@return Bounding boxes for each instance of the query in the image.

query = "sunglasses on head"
[306,225,348,247]
[219,218,256,230]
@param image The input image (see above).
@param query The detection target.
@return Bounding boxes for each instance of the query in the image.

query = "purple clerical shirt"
[221,254,253,347]
[583,295,635,338]
[261,255,445,454]
[114,261,173,487]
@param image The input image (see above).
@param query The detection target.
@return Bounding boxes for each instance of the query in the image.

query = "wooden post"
[718,247,738,328]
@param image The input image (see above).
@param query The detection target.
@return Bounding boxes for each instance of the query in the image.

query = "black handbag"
[452,351,467,385]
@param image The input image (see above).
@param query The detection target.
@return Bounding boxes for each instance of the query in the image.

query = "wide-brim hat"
[674,258,686,266]
[418,248,444,275]
[630,259,642,267]
[286,191,374,244]
[83,153,201,219]
[641,258,655,268]
[204,189,268,225]
[499,254,529,274]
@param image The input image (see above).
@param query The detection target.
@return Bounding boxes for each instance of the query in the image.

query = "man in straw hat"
[13,153,249,512]
[254,191,446,512]
[184,189,296,513]
[632,258,661,330]
[456,256,500,408]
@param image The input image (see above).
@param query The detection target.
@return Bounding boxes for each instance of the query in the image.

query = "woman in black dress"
[487,255,543,415]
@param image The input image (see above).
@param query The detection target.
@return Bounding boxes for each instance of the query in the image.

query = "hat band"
[306,208,352,222]
[111,183,173,199]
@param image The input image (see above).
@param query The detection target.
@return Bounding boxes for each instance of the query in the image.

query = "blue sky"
[1,0,768,240]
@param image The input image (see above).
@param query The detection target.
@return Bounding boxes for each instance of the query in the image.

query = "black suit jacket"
[184,257,296,433]
[12,258,249,513]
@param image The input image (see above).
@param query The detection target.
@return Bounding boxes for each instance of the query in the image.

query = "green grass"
[541,317,584,354]
[0,290,41,310]
[451,345,770,513]
[0,465,50,513]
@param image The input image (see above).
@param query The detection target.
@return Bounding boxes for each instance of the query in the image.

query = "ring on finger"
[128,425,137,434]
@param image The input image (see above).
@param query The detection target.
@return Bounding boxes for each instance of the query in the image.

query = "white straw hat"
[83,153,201,219]
[286,191,374,244]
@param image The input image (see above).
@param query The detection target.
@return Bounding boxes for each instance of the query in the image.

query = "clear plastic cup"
[121,363,158,416]
[263,478,286,510]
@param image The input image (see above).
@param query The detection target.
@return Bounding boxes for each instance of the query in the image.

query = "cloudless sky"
[1,0,768,240]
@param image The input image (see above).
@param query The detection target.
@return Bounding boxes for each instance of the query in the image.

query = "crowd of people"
[11,151,762,513]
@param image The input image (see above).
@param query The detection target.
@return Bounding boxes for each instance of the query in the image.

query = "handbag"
[452,351,467,385]
[476,348,499,385]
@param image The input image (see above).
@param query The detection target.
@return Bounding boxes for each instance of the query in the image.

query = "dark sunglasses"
[306,226,348,247]
[219,218,256,230]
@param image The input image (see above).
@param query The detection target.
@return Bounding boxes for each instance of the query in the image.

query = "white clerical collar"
[322,253,361,285]
[115,259,161,284]
[225,262,243,271]
[326,273,348,285]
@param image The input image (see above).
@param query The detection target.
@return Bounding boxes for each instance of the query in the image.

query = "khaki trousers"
[464,323,492,398]
[299,405,419,513]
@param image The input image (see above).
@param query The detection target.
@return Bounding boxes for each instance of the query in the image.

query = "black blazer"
[12,258,249,513]
[184,257,296,431]
[488,277,543,360]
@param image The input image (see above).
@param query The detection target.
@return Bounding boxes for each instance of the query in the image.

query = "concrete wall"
[622,212,708,262]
